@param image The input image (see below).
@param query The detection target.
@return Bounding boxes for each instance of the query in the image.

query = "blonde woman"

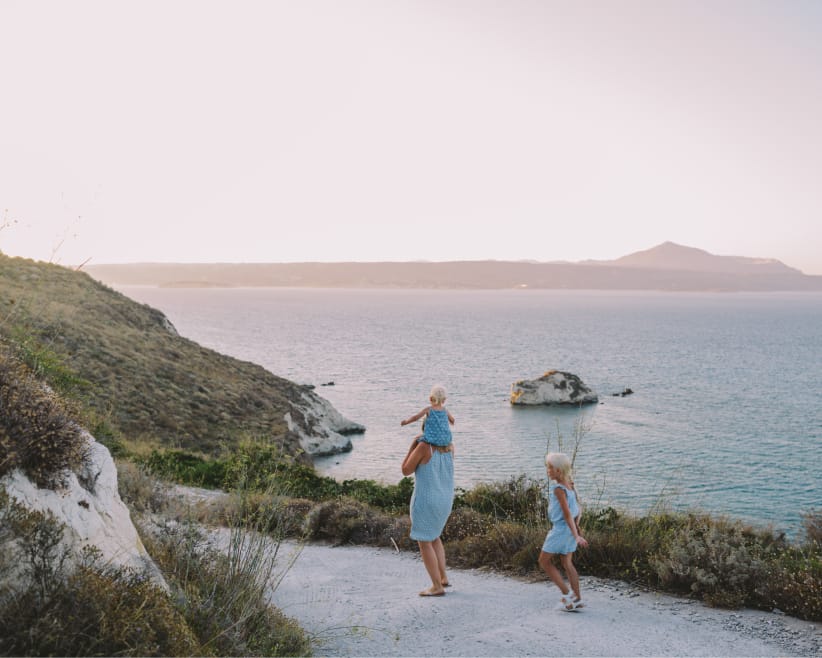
[538,452,588,611]
[401,406,455,597]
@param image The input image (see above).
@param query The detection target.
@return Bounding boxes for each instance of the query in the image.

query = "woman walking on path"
[401,431,455,597]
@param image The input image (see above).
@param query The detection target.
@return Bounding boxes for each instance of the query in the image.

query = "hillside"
[85,243,822,292]
[0,253,358,459]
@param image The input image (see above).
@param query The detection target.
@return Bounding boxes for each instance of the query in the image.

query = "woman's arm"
[401,407,429,427]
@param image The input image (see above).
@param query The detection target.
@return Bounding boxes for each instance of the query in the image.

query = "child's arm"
[400,407,429,427]
[554,487,588,548]
[447,410,455,425]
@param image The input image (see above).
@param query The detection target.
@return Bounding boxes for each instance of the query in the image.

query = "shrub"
[142,518,311,656]
[447,521,542,573]
[0,491,199,657]
[140,448,228,488]
[575,507,682,582]
[442,507,495,542]
[650,514,769,608]
[304,498,400,546]
[762,548,822,621]
[454,475,548,525]
[802,509,822,546]
[117,460,176,514]
[0,347,88,488]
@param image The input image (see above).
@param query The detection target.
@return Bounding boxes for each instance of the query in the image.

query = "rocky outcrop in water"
[286,390,365,456]
[510,370,598,405]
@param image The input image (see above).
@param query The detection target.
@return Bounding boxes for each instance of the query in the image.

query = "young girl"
[538,452,588,611]
[400,384,455,448]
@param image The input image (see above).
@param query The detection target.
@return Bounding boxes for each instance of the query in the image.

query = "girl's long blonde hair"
[545,452,573,480]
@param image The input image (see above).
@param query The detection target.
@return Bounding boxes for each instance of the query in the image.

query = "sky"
[1,0,821,274]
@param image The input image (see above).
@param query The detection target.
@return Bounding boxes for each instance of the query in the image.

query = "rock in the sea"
[285,390,366,456]
[510,370,598,405]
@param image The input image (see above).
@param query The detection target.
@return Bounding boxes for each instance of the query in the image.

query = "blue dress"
[541,483,580,554]
[420,408,452,446]
[409,446,454,541]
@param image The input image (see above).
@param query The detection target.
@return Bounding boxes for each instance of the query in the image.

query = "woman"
[401,436,455,596]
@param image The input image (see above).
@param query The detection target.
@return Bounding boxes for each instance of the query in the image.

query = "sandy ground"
[268,541,821,657]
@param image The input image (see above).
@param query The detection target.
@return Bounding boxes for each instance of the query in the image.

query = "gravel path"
[269,541,821,657]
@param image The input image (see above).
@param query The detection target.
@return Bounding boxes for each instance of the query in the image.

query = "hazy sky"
[2,1,821,273]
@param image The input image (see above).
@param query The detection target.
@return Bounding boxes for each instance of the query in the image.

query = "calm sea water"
[119,287,821,536]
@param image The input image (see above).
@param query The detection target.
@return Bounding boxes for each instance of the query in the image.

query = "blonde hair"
[429,384,447,405]
[545,452,572,479]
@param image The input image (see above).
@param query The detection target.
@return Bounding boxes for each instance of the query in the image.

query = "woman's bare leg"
[560,553,581,600]
[418,541,445,595]
[432,537,448,585]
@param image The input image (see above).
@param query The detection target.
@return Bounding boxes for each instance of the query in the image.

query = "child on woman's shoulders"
[401,384,455,449]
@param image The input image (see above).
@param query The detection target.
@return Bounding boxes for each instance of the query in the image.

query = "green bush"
[454,475,548,525]
[137,441,415,513]
[303,498,404,547]
[802,508,822,546]
[140,449,228,488]
[651,514,772,608]
[0,347,87,488]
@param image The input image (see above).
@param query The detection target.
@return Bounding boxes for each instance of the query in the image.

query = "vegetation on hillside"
[0,339,311,656]
[0,253,306,458]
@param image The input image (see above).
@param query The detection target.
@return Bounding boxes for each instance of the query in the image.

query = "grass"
[0,252,310,458]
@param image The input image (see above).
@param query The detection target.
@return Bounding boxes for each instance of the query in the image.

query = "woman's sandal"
[560,594,576,611]
[572,596,584,610]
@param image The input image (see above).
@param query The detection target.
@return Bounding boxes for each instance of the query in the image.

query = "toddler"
[400,384,455,447]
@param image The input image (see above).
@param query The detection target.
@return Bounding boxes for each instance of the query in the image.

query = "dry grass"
[0,253,308,459]
[0,347,88,488]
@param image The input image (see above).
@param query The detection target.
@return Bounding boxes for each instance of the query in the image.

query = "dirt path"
[268,541,821,657]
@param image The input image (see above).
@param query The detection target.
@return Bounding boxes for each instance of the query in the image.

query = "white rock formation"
[510,370,598,405]
[285,390,366,456]
[0,431,165,589]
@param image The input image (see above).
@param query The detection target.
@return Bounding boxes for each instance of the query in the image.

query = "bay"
[118,287,822,536]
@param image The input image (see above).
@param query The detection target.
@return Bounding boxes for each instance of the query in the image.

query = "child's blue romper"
[420,408,451,446]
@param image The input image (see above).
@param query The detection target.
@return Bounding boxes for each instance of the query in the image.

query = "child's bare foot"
[419,586,446,597]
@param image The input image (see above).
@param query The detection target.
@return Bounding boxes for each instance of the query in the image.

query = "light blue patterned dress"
[541,483,580,554]
[409,445,454,541]
[420,408,452,446]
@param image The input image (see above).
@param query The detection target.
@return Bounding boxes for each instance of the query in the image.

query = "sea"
[117,286,822,537]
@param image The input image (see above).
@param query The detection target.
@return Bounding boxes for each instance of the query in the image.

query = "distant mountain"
[84,243,822,292]
[583,241,802,275]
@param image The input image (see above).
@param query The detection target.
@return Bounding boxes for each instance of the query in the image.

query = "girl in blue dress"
[538,452,588,611]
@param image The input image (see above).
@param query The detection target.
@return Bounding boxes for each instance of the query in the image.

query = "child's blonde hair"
[429,384,447,405]
[545,452,572,478]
